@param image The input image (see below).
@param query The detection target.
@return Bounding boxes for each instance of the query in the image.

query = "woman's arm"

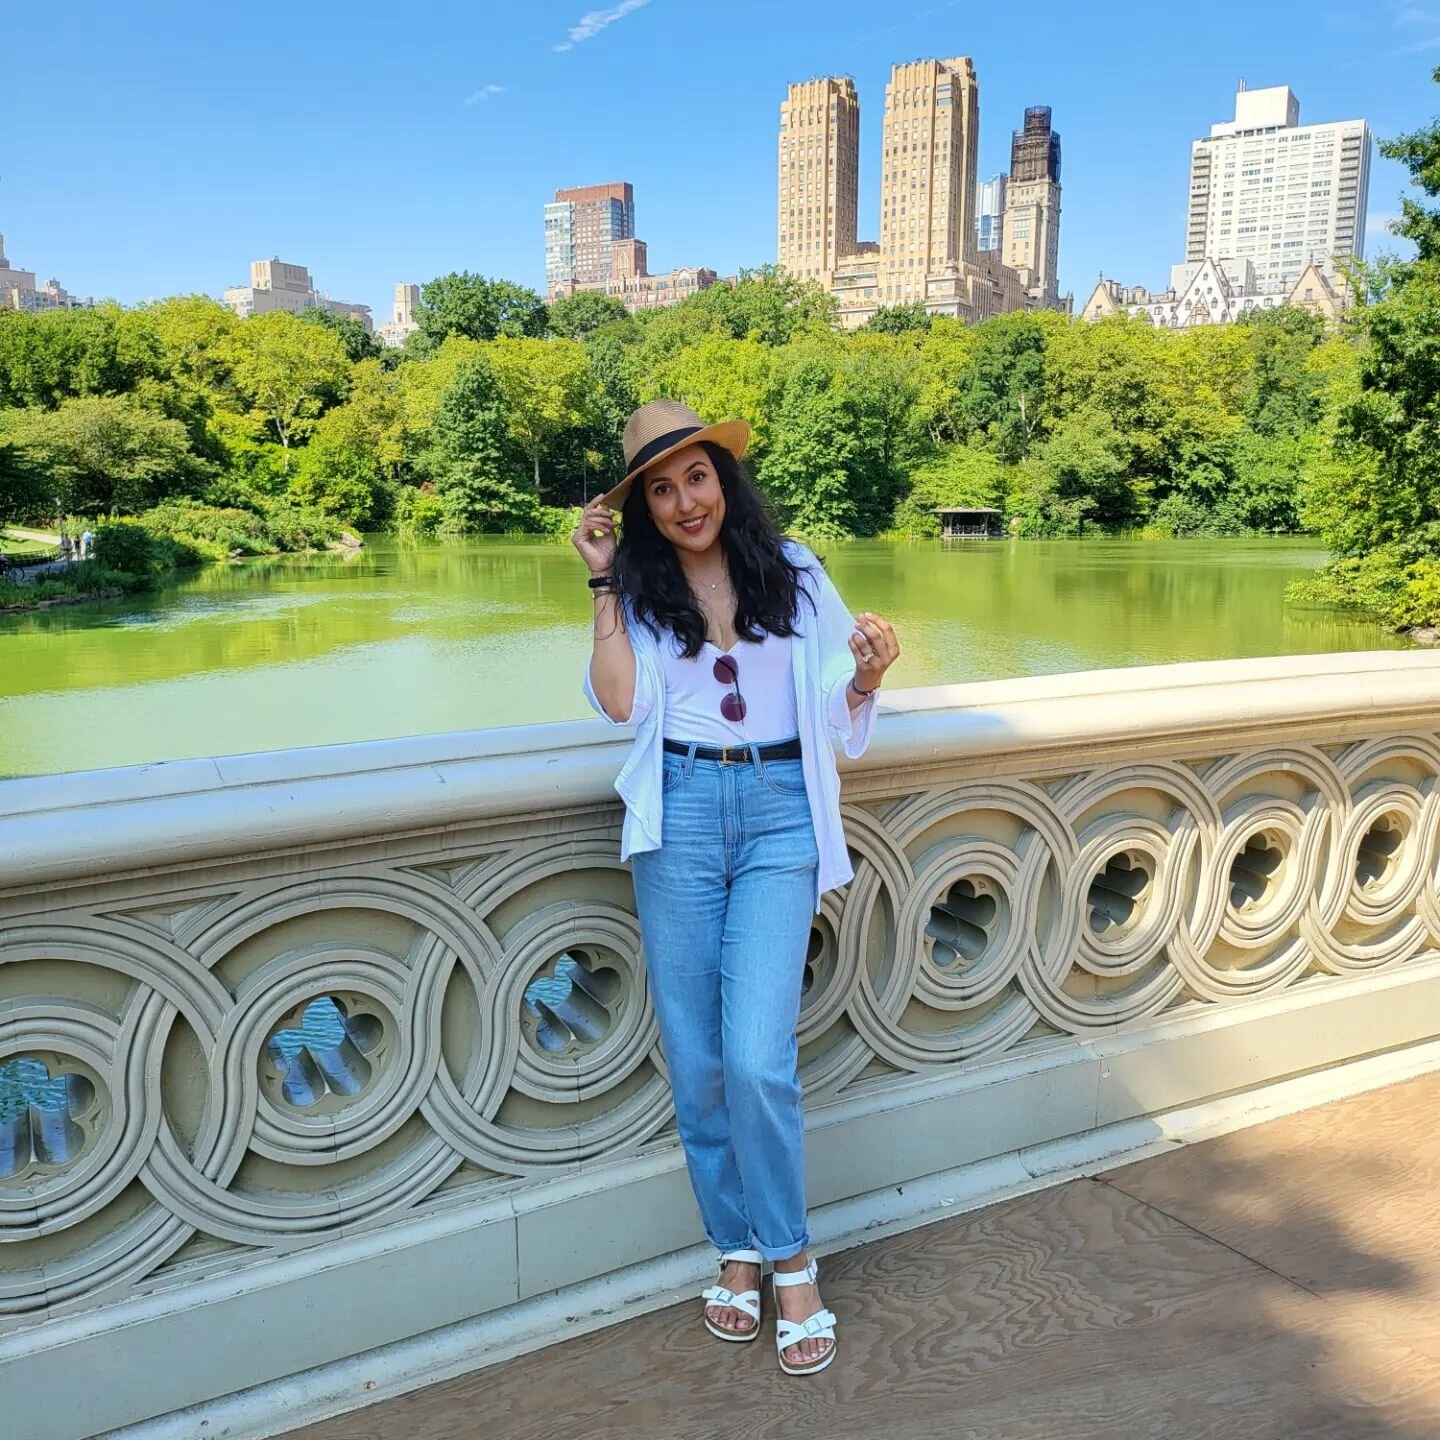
[574,499,650,725]
[797,547,898,759]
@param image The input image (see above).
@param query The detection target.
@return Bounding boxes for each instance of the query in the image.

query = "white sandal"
[772,1256,838,1376]
[701,1248,764,1342]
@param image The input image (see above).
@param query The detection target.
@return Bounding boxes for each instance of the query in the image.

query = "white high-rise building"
[1185,83,1371,294]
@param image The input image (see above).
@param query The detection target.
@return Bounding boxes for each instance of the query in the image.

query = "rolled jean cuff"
[754,1232,810,1263]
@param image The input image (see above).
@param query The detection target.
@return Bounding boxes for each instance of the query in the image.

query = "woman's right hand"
[571,499,618,575]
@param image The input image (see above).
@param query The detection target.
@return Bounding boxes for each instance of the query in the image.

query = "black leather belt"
[663,738,803,766]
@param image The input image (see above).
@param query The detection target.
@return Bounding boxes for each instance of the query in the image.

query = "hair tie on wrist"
[588,574,618,592]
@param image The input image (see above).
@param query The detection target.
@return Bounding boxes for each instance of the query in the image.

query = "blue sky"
[5,0,1435,319]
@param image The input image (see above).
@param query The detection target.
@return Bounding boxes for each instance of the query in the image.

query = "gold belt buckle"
[720,745,734,766]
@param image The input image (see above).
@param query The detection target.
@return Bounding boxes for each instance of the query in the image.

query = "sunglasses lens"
[720,693,747,722]
[712,656,738,685]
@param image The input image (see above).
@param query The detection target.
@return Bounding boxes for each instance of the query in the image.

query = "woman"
[572,399,899,1377]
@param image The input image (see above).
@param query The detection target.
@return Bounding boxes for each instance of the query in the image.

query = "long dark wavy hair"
[615,442,812,659]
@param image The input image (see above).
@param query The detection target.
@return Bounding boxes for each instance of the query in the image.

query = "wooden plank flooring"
[281,1072,1440,1440]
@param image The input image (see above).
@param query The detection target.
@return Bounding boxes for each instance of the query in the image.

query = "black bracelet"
[587,574,618,591]
[850,677,878,698]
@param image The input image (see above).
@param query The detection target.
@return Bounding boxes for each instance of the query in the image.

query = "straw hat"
[597,399,750,512]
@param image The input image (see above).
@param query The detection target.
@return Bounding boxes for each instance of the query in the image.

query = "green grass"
[0,535,54,559]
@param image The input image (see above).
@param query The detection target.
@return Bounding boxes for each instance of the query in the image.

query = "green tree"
[1381,69,1440,263]
[1289,66,1440,626]
[547,291,632,340]
[485,336,600,495]
[289,362,398,524]
[1237,305,1327,438]
[0,438,47,527]
[137,295,240,397]
[955,311,1051,461]
[300,306,384,363]
[1032,406,1130,530]
[423,359,534,531]
[645,334,777,451]
[838,333,924,533]
[0,305,159,409]
[890,443,1006,536]
[759,358,857,538]
[416,273,548,346]
[2,396,211,515]
[225,310,351,457]
[684,266,838,345]
[914,318,979,444]
[861,302,930,336]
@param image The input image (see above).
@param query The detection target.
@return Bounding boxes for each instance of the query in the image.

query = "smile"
[678,516,707,535]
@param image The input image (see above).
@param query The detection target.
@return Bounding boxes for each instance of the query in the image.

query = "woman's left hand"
[849,612,900,694]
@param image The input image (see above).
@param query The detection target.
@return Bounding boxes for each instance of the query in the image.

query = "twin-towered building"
[777,60,1065,328]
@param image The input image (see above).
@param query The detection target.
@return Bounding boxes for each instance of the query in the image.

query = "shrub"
[92,520,158,576]
[1148,493,1212,538]
[139,503,271,558]
[1391,558,1440,630]
[255,499,343,551]
[392,486,445,537]
[536,505,580,540]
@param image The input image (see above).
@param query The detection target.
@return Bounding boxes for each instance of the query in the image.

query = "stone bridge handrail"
[6,647,1440,1440]
[3,650,1439,892]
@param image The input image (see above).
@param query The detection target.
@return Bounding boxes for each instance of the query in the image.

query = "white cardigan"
[583,540,877,911]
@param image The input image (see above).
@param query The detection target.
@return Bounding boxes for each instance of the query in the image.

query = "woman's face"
[641,444,726,555]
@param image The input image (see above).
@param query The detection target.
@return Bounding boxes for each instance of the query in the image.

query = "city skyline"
[4,0,1427,320]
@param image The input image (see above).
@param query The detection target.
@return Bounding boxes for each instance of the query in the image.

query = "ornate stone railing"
[4,651,1440,1440]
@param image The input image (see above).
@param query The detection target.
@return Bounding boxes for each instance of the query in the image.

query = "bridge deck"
[283,1070,1440,1440]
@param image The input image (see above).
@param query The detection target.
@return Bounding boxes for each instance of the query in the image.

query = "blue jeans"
[630,742,819,1263]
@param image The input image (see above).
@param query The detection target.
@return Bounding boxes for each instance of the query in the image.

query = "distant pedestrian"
[59,535,73,562]
[80,529,94,559]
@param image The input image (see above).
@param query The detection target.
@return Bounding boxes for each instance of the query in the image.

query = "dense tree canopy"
[0,223,1425,620]
[415,273,548,347]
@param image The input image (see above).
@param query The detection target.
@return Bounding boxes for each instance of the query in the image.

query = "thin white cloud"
[1388,1,1440,50]
[463,84,506,107]
[1367,210,1402,236]
[554,0,650,53]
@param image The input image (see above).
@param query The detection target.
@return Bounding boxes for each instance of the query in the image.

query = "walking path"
[280,1070,1440,1440]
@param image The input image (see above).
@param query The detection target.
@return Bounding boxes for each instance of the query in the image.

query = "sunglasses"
[713,654,746,722]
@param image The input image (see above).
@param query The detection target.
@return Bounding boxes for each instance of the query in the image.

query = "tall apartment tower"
[878,57,981,305]
[777,77,860,284]
[544,182,635,296]
[1001,106,1062,306]
[975,174,1007,251]
[1185,84,1371,293]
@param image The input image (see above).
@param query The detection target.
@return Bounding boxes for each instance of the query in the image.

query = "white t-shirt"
[660,630,798,747]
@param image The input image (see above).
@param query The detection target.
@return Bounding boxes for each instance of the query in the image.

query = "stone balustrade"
[3,651,1440,1440]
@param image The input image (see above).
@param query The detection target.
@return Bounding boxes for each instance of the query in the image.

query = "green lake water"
[0,536,1407,778]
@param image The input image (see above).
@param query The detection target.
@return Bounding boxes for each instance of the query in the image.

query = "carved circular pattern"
[1,734,1438,1326]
